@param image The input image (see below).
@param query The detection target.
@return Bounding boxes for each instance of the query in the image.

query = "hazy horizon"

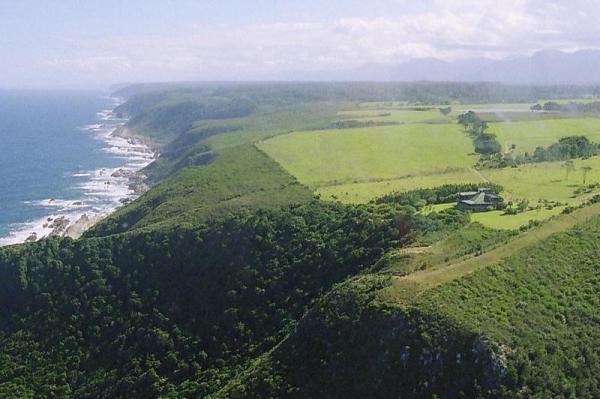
[3,0,600,89]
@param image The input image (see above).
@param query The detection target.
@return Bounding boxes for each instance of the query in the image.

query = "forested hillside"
[0,201,411,397]
[3,82,600,398]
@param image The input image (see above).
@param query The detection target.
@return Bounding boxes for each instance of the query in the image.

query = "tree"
[473,133,501,154]
[439,107,452,116]
[517,199,529,213]
[581,165,593,184]
[472,120,489,136]
[564,160,575,181]
[457,111,479,129]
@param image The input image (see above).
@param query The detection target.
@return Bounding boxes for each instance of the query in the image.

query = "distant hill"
[276,50,600,84]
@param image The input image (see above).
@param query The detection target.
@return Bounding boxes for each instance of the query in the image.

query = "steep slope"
[86,144,314,236]
[219,215,600,398]
[0,201,409,397]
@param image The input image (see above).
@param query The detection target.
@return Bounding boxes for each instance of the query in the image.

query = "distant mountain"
[276,50,600,84]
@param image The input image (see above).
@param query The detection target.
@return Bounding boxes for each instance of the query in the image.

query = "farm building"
[457,188,502,212]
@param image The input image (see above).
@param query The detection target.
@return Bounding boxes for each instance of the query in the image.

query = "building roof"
[460,191,488,205]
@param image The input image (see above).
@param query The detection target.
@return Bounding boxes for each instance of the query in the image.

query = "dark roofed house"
[457,187,502,212]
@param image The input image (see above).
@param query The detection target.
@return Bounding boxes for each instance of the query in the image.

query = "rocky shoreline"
[3,101,159,246]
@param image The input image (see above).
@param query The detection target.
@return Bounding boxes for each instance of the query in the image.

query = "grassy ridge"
[87,144,314,236]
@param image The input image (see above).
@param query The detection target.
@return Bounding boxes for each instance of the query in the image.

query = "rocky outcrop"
[48,216,70,236]
[111,168,135,178]
[128,174,149,195]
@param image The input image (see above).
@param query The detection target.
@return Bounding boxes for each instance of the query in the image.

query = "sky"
[2,0,600,88]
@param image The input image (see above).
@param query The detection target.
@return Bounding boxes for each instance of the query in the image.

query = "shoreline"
[0,98,158,247]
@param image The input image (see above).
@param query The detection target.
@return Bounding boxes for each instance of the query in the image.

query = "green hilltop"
[2,82,600,398]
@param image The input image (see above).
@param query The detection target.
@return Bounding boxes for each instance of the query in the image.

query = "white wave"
[79,123,104,131]
[0,96,156,247]
[0,208,106,247]
[24,198,88,210]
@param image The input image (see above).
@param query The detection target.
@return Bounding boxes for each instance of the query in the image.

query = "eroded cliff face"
[221,277,509,399]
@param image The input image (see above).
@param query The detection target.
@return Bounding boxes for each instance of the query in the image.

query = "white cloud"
[39,0,600,85]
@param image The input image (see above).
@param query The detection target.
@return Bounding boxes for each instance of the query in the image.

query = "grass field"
[316,169,482,203]
[258,123,477,187]
[488,117,600,154]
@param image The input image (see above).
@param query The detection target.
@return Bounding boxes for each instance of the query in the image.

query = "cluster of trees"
[222,275,503,398]
[457,111,502,154]
[531,101,600,113]
[531,136,599,162]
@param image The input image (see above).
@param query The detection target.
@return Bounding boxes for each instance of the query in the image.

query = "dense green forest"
[3,82,600,397]
[0,201,414,397]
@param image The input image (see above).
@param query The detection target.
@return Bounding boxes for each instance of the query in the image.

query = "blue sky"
[1,0,599,88]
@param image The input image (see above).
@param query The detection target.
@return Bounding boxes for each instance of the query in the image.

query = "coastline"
[0,98,158,247]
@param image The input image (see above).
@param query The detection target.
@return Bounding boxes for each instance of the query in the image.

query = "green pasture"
[488,118,600,155]
[258,123,477,188]
[316,169,482,203]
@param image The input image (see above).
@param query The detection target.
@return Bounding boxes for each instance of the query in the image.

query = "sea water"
[0,90,153,245]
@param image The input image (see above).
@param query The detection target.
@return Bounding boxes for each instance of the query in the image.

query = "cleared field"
[488,118,600,155]
[316,169,482,203]
[258,123,477,187]
[337,109,450,124]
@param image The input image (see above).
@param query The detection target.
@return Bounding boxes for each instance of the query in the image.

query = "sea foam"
[0,98,155,246]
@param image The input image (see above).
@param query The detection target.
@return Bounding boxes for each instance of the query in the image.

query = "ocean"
[0,90,153,245]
